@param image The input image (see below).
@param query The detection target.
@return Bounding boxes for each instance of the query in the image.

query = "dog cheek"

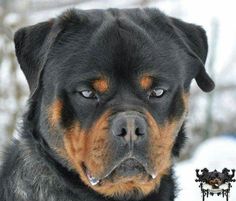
[62,123,90,185]
[59,111,112,187]
[146,92,189,188]
[84,111,111,178]
[63,124,86,163]
[146,112,175,184]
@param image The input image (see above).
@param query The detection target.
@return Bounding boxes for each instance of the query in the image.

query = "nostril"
[135,127,145,136]
[117,128,127,137]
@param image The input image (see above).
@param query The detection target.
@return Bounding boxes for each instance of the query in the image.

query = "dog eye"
[80,90,97,99]
[149,88,165,98]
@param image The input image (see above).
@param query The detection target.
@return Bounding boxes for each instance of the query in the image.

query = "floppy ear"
[170,17,215,92]
[14,20,61,97]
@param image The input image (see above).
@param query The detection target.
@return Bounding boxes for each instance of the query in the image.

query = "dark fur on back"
[0,8,214,201]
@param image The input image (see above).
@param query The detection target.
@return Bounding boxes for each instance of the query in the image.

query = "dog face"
[14,8,214,200]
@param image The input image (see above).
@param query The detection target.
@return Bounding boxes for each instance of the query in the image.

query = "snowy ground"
[175,136,236,201]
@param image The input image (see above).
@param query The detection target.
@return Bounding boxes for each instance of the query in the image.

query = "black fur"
[0,8,214,201]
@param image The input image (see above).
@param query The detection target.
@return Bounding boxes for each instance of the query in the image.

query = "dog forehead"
[44,9,185,86]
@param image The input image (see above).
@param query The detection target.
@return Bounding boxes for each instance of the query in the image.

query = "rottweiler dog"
[0,8,214,201]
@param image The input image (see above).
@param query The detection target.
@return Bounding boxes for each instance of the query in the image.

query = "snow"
[175,136,236,201]
[3,13,21,26]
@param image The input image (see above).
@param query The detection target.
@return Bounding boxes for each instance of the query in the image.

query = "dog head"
[14,8,214,200]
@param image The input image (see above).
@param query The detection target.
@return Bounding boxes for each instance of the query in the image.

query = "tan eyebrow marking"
[140,74,153,90]
[93,77,109,93]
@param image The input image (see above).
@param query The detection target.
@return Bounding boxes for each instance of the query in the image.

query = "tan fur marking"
[93,78,109,93]
[48,99,63,128]
[62,111,111,188]
[140,75,153,90]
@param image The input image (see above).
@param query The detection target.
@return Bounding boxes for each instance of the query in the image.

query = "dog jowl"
[0,8,214,201]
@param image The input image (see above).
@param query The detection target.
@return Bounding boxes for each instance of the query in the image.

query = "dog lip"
[83,156,157,186]
[102,157,157,180]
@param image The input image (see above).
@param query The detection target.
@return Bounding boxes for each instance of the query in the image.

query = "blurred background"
[0,0,236,200]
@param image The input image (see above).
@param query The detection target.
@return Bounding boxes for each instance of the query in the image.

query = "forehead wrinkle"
[62,69,111,89]
[139,67,181,83]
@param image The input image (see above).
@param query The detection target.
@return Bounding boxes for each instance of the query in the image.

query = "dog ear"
[170,17,215,92]
[14,20,61,97]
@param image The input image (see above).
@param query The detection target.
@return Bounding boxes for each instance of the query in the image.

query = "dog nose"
[111,111,147,145]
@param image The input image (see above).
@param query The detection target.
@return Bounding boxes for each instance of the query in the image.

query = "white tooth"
[89,177,100,186]
[87,173,100,186]
[151,173,157,179]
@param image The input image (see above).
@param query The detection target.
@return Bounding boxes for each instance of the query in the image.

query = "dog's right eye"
[80,90,97,99]
[148,88,166,98]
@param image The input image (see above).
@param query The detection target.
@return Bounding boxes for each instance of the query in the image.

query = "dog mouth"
[82,158,157,186]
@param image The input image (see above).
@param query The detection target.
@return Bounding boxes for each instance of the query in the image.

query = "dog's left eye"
[149,88,166,98]
[80,90,97,99]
